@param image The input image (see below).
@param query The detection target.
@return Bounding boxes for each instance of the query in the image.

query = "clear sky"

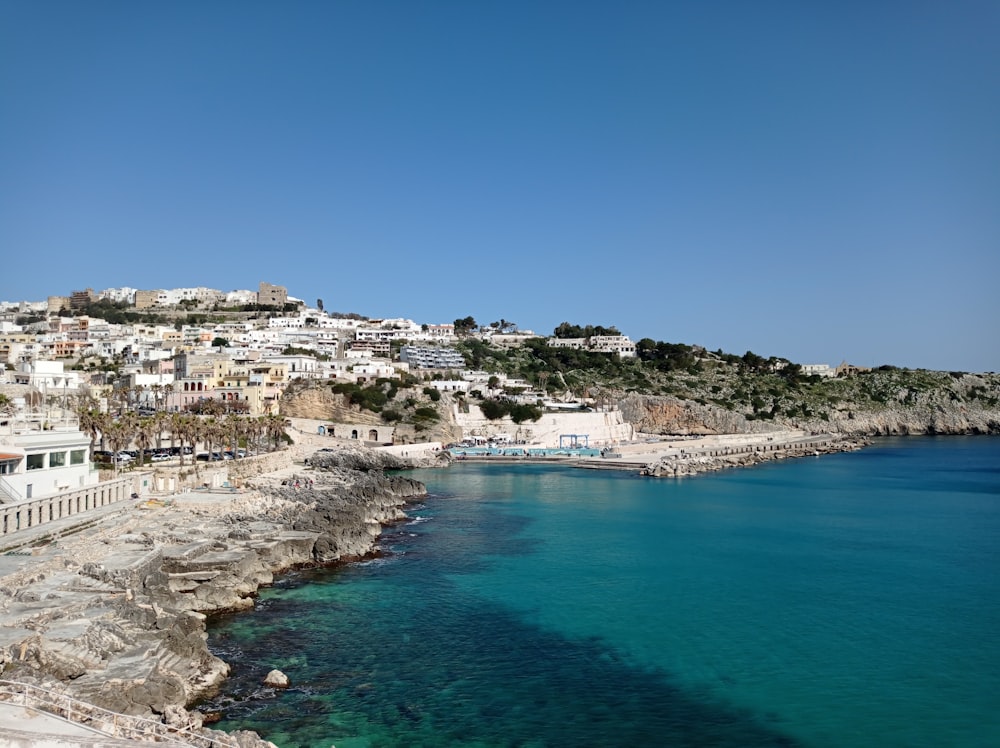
[2,1,998,372]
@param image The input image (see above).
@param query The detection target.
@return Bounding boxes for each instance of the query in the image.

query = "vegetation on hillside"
[454,323,1000,427]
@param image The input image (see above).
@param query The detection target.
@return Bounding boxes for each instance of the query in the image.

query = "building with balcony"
[399,346,467,369]
[0,426,98,503]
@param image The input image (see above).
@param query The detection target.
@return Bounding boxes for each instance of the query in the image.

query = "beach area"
[0,425,864,746]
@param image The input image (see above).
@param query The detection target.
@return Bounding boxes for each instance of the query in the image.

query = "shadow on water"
[203,494,801,748]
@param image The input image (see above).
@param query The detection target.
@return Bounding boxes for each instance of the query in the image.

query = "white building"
[225,289,258,306]
[98,287,138,304]
[262,354,323,379]
[0,427,98,502]
[399,346,466,369]
[547,337,587,350]
[589,335,637,358]
[13,360,85,391]
[801,364,835,378]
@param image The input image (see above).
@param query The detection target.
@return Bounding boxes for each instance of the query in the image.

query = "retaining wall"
[227,449,294,484]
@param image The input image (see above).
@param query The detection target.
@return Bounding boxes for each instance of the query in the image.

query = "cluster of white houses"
[0,281,651,512]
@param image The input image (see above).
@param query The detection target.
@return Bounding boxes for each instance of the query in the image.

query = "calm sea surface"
[204,437,1000,747]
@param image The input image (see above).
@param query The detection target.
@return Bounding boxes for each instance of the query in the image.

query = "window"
[71,450,86,465]
[27,454,44,471]
[49,451,66,468]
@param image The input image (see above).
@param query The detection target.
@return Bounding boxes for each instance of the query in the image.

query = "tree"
[212,337,230,348]
[317,298,324,312]
[134,417,157,467]
[453,316,478,336]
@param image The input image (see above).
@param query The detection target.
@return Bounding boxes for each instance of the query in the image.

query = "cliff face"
[793,400,1000,436]
[280,381,462,444]
[618,378,1000,437]
[619,394,782,436]
[280,384,383,424]
[786,371,1000,435]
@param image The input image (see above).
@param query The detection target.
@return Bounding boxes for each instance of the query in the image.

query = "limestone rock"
[263,669,290,688]
[620,394,778,436]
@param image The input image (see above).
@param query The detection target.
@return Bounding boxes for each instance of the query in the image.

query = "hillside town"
[0,280,649,415]
[0,281,985,746]
[0,280,650,506]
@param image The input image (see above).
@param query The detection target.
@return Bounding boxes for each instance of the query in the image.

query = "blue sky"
[2,1,998,372]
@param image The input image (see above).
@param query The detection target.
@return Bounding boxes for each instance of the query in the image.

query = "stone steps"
[48,640,104,670]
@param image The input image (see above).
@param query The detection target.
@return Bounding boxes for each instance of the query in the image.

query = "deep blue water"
[204,437,1000,747]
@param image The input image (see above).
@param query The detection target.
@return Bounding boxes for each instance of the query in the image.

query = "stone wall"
[227,450,294,484]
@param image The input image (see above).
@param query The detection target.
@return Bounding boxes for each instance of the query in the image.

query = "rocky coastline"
[636,435,869,478]
[0,446,427,746]
[619,385,1000,438]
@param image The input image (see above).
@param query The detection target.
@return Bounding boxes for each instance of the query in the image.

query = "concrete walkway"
[0,702,109,739]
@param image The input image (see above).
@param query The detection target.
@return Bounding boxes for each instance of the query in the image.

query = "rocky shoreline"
[636,435,869,477]
[0,446,427,747]
[0,435,864,745]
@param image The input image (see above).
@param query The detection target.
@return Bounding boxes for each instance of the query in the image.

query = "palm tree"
[151,411,169,451]
[224,413,247,457]
[134,416,156,468]
[170,412,188,466]
[264,415,286,452]
[185,416,206,478]
[104,415,136,476]
[248,416,266,455]
[202,417,219,458]
[71,395,102,461]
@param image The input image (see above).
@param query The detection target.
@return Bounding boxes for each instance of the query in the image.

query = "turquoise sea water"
[204,437,1000,747]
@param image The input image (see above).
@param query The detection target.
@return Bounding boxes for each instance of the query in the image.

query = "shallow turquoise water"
[205,437,1000,747]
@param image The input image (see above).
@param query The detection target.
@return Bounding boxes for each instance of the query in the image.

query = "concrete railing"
[0,477,133,538]
[0,679,237,747]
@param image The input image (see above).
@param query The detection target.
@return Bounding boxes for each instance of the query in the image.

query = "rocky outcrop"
[793,399,1000,436]
[263,669,289,688]
[280,384,383,425]
[618,374,1000,437]
[0,445,427,744]
[619,394,782,436]
[280,381,463,446]
[389,418,463,447]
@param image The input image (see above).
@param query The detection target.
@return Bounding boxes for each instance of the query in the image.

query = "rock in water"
[263,669,290,688]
